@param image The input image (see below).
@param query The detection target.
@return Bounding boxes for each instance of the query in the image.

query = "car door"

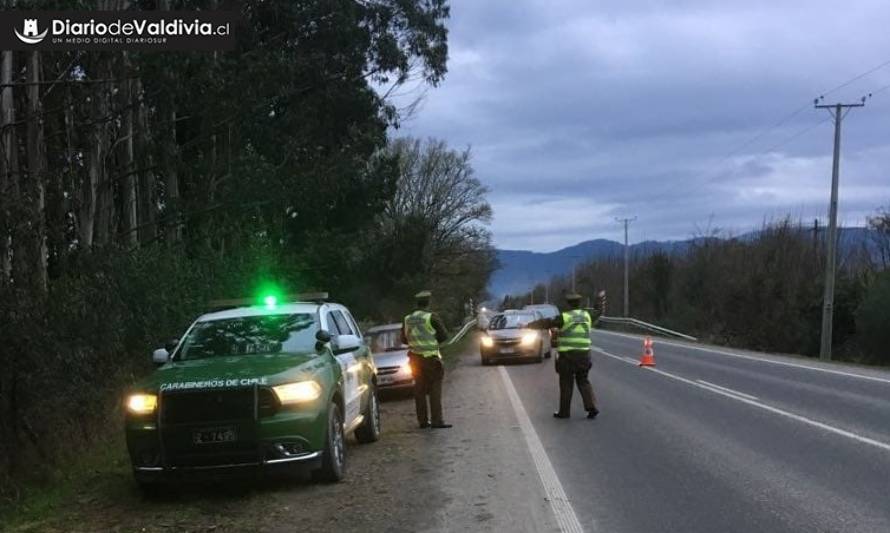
[328,309,362,428]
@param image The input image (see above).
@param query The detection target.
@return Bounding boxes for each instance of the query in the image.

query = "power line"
[762,116,831,154]
[717,57,890,162]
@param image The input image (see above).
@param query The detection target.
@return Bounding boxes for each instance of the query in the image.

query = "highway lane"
[491,330,890,532]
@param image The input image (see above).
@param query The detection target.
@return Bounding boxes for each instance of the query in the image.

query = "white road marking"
[696,379,759,401]
[596,330,890,385]
[596,347,890,454]
[498,366,586,533]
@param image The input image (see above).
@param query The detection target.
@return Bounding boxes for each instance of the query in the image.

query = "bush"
[855,271,890,364]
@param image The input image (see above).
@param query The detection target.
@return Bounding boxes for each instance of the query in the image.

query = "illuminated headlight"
[126,393,158,415]
[273,381,322,405]
[481,336,494,348]
[401,362,413,376]
[521,332,539,346]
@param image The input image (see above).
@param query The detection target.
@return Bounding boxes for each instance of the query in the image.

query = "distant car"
[480,309,550,365]
[366,323,414,391]
[524,304,559,358]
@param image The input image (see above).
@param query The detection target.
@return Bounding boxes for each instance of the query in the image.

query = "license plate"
[379,375,394,385]
[499,347,514,354]
[193,427,237,445]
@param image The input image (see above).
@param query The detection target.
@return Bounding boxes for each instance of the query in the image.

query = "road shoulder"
[425,349,560,533]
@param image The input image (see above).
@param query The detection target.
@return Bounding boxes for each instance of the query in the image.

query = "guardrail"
[597,316,698,342]
[443,319,478,346]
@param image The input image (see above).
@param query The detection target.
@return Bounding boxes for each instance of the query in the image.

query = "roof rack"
[297,292,329,303]
[207,292,330,311]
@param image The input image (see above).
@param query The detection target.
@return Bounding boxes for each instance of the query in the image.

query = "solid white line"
[596,348,890,454]
[696,379,759,401]
[498,366,586,533]
[596,330,890,385]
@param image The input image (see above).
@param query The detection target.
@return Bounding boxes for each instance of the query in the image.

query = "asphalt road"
[487,329,890,533]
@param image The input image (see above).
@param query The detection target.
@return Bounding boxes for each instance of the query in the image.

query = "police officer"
[401,290,452,429]
[534,293,599,419]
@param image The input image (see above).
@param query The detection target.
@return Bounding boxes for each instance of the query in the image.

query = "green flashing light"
[263,295,278,309]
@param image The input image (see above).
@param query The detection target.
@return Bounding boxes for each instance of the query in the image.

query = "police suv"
[123,294,380,491]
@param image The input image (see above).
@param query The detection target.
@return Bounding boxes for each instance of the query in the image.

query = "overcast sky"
[392,0,890,252]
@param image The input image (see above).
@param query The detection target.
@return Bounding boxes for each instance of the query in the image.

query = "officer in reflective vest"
[401,290,452,429]
[533,293,599,419]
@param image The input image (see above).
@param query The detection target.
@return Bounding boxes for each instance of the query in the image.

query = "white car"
[480,309,551,365]
[366,323,414,391]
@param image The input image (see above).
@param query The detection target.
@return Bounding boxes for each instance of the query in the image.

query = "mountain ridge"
[489,227,877,298]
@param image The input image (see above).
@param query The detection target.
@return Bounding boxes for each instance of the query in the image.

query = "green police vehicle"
[123,293,381,491]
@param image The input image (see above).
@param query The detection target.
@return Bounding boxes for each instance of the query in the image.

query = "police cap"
[415,290,432,299]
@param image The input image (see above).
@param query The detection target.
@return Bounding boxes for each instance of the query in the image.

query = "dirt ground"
[5,386,448,533]
[4,335,559,533]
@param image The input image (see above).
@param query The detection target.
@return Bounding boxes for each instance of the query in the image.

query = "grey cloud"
[393,0,890,251]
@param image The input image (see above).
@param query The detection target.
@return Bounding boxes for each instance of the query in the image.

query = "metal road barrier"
[597,316,698,342]
[443,319,478,346]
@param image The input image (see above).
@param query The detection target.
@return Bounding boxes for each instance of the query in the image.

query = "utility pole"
[545,277,550,303]
[814,96,866,361]
[569,255,582,293]
[616,216,636,317]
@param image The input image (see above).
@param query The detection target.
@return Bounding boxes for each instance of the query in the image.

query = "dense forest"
[505,216,890,365]
[0,0,496,495]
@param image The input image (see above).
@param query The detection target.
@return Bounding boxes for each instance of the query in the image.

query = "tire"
[355,386,381,444]
[314,402,346,483]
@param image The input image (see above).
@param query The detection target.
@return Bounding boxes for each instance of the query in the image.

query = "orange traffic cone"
[638,337,656,367]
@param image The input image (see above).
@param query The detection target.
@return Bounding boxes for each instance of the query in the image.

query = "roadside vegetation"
[505,214,890,365]
[0,0,497,511]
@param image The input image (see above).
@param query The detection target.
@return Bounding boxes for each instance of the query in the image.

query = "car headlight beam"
[126,393,158,415]
[521,331,539,346]
[273,380,322,405]
[481,335,494,348]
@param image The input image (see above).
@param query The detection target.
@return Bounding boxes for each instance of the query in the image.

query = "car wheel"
[481,356,490,366]
[315,402,345,483]
[355,386,381,444]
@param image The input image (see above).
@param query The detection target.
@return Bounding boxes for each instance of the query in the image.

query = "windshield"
[176,313,319,360]
[489,313,536,330]
[369,329,407,352]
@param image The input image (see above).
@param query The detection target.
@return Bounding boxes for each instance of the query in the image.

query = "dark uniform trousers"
[409,353,445,425]
[556,349,598,415]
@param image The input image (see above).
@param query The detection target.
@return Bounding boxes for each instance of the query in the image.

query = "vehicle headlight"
[273,381,322,405]
[401,362,413,376]
[126,393,158,415]
[481,335,494,348]
[521,331,539,346]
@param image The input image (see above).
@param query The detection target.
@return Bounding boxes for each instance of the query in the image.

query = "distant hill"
[489,227,879,298]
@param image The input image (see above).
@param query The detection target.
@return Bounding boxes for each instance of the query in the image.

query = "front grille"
[257,388,280,417]
[168,449,259,468]
[162,388,255,424]
[378,366,400,376]
[494,338,521,346]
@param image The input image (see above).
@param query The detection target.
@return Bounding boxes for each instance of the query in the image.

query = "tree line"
[505,215,890,365]
[0,0,496,497]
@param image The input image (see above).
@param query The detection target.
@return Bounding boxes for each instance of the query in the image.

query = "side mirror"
[316,330,332,343]
[152,348,170,365]
[332,334,361,354]
[164,338,179,352]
